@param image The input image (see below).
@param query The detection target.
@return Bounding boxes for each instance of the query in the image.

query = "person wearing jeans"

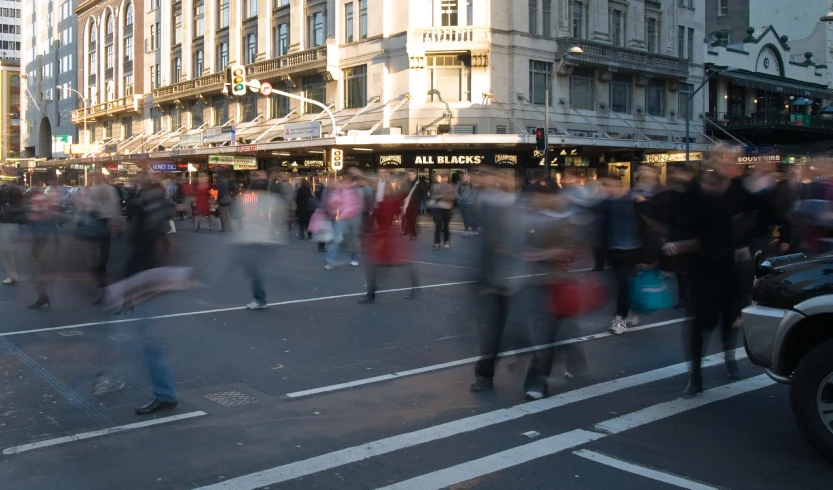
[324,177,365,269]
[456,173,477,236]
[431,174,455,250]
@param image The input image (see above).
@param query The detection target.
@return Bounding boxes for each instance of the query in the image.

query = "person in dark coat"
[295,179,317,240]
[400,170,425,239]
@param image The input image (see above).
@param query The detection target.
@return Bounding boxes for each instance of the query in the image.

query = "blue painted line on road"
[0,336,115,429]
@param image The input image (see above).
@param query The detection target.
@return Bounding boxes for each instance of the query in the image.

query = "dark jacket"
[295,186,317,213]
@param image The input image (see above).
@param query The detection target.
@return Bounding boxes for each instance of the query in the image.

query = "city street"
[1,224,831,490]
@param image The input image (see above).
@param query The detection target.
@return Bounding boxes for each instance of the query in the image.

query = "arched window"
[106,12,114,36]
[89,20,97,43]
[125,3,133,27]
[10,75,20,87]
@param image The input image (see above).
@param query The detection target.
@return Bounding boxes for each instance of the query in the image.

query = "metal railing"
[247,46,328,77]
[710,111,833,131]
[556,37,689,78]
[152,72,225,101]
[71,95,142,124]
[418,27,488,43]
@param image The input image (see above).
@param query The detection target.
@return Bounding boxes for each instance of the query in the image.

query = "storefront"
[377,151,524,184]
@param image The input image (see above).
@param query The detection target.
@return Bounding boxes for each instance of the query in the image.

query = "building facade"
[0,0,22,59]
[20,0,80,159]
[0,59,20,162]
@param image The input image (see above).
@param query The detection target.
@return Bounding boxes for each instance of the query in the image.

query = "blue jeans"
[142,323,177,403]
[239,244,272,305]
[327,216,362,265]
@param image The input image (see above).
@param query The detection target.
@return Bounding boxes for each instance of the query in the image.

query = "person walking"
[324,176,364,270]
[78,172,123,303]
[236,171,288,309]
[26,185,61,309]
[216,174,232,232]
[0,183,22,285]
[401,170,425,240]
[431,174,455,250]
[295,179,317,240]
[192,176,213,231]
[457,173,478,237]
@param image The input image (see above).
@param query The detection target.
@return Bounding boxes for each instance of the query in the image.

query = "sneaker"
[324,264,334,271]
[444,241,450,249]
[609,317,627,335]
[2,277,16,285]
[246,301,268,310]
[350,260,360,267]
[525,389,545,400]
[432,244,440,251]
[92,378,125,396]
[469,377,494,392]
[624,313,641,326]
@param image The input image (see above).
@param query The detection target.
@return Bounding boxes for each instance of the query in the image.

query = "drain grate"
[202,390,259,408]
[57,330,84,337]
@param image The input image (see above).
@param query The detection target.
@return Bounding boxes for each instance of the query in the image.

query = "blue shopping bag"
[631,268,673,313]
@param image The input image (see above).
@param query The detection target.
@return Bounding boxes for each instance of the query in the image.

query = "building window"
[309,11,325,47]
[360,0,367,38]
[343,65,367,109]
[610,73,632,114]
[441,0,457,26]
[170,107,183,130]
[542,0,552,36]
[218,41,229,68]
[572,1,585,39]
[610,10,623,46]
[645,78,665,116]
[646,17,658,53]
[122,116,133,138]
[174,10,182,45]
[428,54,471,102]
[245,0,258,19]
[102,120,112,139]
[276,23,288,55]
[528,0,537,34]
[149,65,156,88]
[173,57,182,83]
[124,35,133,62]
[218,0,230,29]
[271,94,290,118]
[191,100,204,127]
[125,3,133,26]
[195,1,205,38]
[106,12,114,36]
[106,45,113,70]
[194,49,204,75]
[678,82,693,120]
[89,21,97,43]
[303,75,326,114]
[149,23,157,50]
[687,28,694,61]
[569,67,594,110]
[89,52,97,75]
[718,0,728,16]
[151,109,163,133]
[345,2,354,43]
[246,34,257,64]
[124,74,134,96]
[677,26,685,58]
[529,60,553,105]
[214,97,228,125]
[467,0,474,25]
[242,94,258,121]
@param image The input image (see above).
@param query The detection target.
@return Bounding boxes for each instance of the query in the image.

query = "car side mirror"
[756,252,807,278]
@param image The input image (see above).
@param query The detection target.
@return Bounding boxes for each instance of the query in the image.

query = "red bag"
[547,274,608,319]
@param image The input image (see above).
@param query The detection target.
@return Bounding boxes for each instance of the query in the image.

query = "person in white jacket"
[235,171,288,309]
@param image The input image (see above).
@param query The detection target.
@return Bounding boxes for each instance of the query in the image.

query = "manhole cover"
[57,330,84,337]
[202,390,259,408]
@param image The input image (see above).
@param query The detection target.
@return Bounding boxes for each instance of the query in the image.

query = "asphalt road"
[1,221,831,490]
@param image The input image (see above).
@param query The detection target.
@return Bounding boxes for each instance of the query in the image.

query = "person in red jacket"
[192,176,213,231]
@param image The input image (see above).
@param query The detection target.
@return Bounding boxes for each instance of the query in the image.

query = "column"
[229,0,242,64]
[716,78,728,115]
[160,1,171,86]
[257,0,271,60]
[115,5,123,99]
[592,0,610,42]
[205,0,217,73]
[292,0,305,51]
[183,0,194,79]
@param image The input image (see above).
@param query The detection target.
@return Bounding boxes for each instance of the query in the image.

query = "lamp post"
[59,86,89,185]
[544,46,583,179]
[685,66,737,166]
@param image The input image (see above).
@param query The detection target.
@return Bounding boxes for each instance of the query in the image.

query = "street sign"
[247,79,260,92]
[208,154,258,170]
[330,149,344,171]
[284,121,321,139]
[205,126,236,143]
[260,82,272,97]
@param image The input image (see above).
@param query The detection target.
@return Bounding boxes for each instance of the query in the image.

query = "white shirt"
[376,178,387,203]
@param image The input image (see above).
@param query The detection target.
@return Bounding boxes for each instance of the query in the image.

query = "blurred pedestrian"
[0,183,23,285]
[295,179,317,240]
[430,174,455,250]
[27,184,61,309]
[77,172,123,303]
[457,173,478,236]
[236,171,288,309]
[216,173,232,232]
[192,175,213,231]
[324,176,364,270]
[401,170,425,240]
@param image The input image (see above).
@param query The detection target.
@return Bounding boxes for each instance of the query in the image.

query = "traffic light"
[228,64,247,96]
[535,127,546,152]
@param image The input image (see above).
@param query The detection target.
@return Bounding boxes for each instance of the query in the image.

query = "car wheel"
[790,338,833,463]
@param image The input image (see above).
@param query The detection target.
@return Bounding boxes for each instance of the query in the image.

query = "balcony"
[152,72,225,104]
[556,38,690,80]
[411,26,491,53]
[246,46,328,80]
[708,110,833,144]
[71,94,143,125]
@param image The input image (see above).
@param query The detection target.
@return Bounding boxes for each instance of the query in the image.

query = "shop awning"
[723,72,830,99]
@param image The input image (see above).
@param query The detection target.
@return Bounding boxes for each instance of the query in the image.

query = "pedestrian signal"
[535,127,546,152]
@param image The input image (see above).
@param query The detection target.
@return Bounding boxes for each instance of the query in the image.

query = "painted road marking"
[573,450,721,490]
[284,317,690,399]
[192,349,744,490]
[2,411,208,455]
[376,376,773,490]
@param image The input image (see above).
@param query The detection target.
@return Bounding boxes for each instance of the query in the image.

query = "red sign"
[260,82,272,97]
[103,164,119,171]
[237,145,258,153]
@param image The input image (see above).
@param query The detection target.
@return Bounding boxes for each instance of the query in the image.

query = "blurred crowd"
[1,149,832,411]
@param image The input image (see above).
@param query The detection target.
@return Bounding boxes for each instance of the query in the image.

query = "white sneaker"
[2,277,16,285]
[350,260,359,267]
[324,264,334,271]
[609,317,627,335]
[625,313,641,326]
[246,301,267,310]
[525,389,544,400]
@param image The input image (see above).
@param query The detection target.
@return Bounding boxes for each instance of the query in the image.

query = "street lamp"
[544,46,583,179]
[685,66,737,166]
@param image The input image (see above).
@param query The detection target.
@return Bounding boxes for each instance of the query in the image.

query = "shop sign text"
[415,155,485,165]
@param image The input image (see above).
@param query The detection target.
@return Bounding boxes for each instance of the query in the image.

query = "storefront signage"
[208,155,258,170]
[644,152,702,163]
[378,153,520,167]
[735,154,783,164]
[205,126,236,144]
[151,163,178,172]
[415,155,485,165]
[52,135,72,156]
[103,164,120,171]
[179,133,204,147]
[237,144,258,153]
[283,121,321,139]
[564,156,590,167]
[494,154,518,166]
[379,155,402,166]
[304,160,325,167]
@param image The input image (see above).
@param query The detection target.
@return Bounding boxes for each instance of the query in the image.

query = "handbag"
[630,268,673,313]
[309,209,334,243]
[547,274,608,319]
